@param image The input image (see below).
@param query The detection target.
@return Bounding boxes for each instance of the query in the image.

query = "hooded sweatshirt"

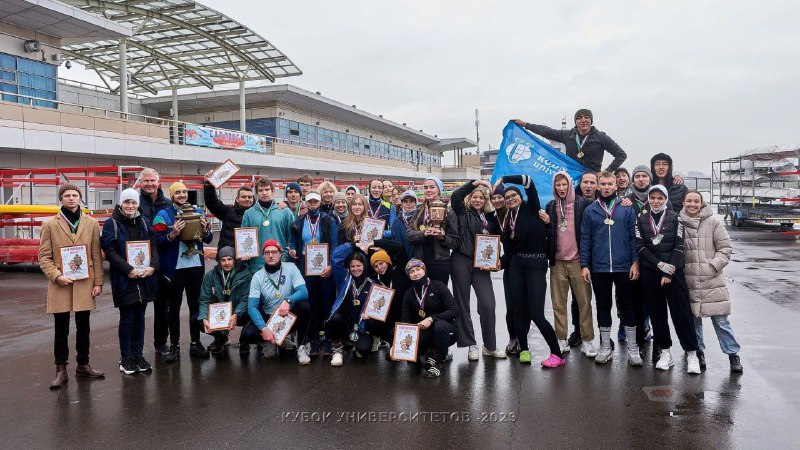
[551,172,579,261]
[650,153,688,213]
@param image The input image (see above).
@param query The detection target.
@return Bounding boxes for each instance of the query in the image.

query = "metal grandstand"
[59,0,302,95]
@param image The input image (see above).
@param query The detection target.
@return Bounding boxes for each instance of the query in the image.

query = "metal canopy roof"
[0,0,131,41]
[60,0,301,95]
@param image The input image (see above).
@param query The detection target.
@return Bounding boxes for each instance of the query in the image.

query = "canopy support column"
[118,38,128,115]
[239,79,246,132]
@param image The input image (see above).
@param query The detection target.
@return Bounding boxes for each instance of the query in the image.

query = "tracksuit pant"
[451,252,497,351]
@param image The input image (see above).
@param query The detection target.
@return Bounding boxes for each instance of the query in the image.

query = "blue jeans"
[694,315,740,355]
[119,302,148,360]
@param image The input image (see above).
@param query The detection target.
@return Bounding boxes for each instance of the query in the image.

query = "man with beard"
[203,171,254,250]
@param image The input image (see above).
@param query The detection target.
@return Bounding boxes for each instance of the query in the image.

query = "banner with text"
[490,121,587,205]
[184,124,269,153]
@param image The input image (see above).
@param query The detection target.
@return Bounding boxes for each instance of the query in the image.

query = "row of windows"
[276,119,441,166]
[0,52,57,108]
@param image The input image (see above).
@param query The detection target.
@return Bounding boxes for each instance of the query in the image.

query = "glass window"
[0,54,15,70]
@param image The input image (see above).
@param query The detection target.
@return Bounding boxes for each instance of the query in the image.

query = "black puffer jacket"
[635,208,685,279]
[448,181,501,257]
[204,181,247,250]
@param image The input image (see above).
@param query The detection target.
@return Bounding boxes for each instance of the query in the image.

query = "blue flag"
[490,121,588,205]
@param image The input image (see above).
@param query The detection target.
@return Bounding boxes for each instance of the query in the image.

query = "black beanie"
[492,183,506,197]
[505,185,523,197]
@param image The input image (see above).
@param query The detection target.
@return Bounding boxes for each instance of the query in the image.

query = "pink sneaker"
[541,354,566,368]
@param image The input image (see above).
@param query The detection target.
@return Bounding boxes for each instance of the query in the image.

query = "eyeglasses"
[263,250,280,255]
[504,193,519,200]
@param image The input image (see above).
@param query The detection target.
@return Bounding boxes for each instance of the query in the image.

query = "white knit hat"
[120,188,140,205]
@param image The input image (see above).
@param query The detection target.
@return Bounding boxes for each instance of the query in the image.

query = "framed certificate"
[208,159,240,189]
[304,243,329,276]
[364,284,394,322]
[473,235,501,269]
[126,240,150,273]
[266,311,297,347]
[234,227,259,258]
[208,302,232,332]
[60,245,90,281]
[360,218,386,244]
[391,322,420,362]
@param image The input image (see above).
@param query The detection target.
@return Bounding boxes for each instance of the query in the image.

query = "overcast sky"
[67,0,800,174]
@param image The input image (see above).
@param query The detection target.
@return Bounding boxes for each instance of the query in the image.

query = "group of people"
[38,109,743,389]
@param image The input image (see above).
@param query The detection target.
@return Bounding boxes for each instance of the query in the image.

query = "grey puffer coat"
[680,204,733,317]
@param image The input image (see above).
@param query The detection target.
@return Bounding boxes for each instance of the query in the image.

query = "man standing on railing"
[137,167,174,357]
[203,170,254,250]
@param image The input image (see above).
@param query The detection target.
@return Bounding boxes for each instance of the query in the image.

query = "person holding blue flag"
[513,109,627,172]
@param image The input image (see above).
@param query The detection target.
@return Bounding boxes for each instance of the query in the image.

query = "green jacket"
[240,202,294,273]
[198,261,253,320]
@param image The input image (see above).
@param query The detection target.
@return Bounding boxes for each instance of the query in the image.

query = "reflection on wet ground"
[0,222,798,448]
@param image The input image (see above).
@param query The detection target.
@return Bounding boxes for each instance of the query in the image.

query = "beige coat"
[680,204,733,317]
[38,213,104,313]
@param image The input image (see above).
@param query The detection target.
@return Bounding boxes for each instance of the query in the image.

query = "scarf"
[632,185,649,204]
[60,205,81,224]
[258,199,273,209]
[600,193,616,206]
[264,260,282,274]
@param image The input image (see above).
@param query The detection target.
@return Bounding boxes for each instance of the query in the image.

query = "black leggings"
[641,269,698,351]
[592,272,635,328]
[354,319,393,356]
[325,311,357,342]
[167,266,204,346]
[53,311,90,365]
[508,265,560,355]
[153,273,170,348]
[425,261,450,286]
[418,320,458,364]
[305,275,336,344]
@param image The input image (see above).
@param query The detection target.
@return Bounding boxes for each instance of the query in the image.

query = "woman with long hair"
[339,194,368,245]
[448,180,505,361]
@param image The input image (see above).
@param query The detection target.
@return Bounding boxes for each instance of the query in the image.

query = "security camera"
[24,40,41,53]
[65,60,72,69]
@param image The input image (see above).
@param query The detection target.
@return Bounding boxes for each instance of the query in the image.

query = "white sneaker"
[595,347,613,364]
[331,346,343,367]
[628,348,643,366]
[467,345,480,361]
[371,336,381,353]
[481,346,507,359]
[655,349,674,370]
[686,351,701,374]
[558,339,571,354]
[297,343,311,365]
[581,340,598,358]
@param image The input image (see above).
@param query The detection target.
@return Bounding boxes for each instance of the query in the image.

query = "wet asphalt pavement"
[0,223,798,449]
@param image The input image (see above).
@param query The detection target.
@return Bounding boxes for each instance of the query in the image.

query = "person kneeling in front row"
[241,240,311,364]
[393,259,459,378]
[198,246,253,357]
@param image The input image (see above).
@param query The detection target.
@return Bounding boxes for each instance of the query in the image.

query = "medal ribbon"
[478,212,488,229]
[351,278,368,299]
[256,203,272,224]
[414,279,430,308]
[507,207,519,235]
[308,215,320,240]
[59,211,80,234]
[597,198,618,220]
[266,267,283,295]
[368,200,382,219]
[558,199,567,225]
[575,134,588,155]
[221,268,235,297]
[648,210,668,237]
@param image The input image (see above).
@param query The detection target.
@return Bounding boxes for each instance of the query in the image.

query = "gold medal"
[604,218,615,225]
[263,220,270,227]
[577,152,585,159]
[310,238,318,244]
[419,225,427,231]
[223,289,231,296]
[642,209,648,215]
[275,291,281,298]
[419,309,426,318]
[353,300,360,306]
[482,228,488,234]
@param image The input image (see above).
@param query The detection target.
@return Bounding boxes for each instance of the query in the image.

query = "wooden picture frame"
[304,243,329,276]
[59,244,90,281]
[125,240,151,274]
[473,234,501,269]
[360,218,386,244]
[364,284,394,322]
[207,302,232,332]
[234,227,259,259]
[391,322,420,362]
[265,311,298,347]
[208,159,240,189]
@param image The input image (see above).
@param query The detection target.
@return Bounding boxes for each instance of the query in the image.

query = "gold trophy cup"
[177,204,204,256]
